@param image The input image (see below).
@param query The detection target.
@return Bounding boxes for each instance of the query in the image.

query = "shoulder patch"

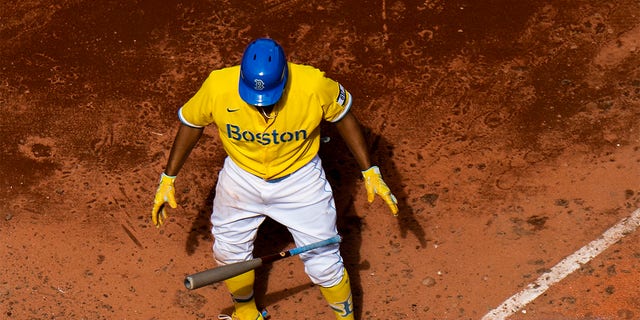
[336,84,347,106]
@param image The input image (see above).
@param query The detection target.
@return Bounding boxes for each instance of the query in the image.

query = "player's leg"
[211,157,267,320]
[265,156,355,319]
[319,268,354,320]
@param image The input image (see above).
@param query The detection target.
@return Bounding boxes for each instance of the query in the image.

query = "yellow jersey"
[178,63,352,180]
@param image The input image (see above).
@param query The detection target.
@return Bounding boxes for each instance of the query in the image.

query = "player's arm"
[334,112,399,216]
[151,123,204,227]
[333,112,371,171]
[165,124,204,176]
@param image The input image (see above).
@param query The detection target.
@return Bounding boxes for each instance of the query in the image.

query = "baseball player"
[151,38,398,320]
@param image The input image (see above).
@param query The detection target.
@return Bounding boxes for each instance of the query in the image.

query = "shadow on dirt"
[366,128,429,249]
[183,121,428,318]
[316,122,429,317]
[185,190,215,256]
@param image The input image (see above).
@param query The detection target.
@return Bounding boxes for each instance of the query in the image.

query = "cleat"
[218,309,268,320]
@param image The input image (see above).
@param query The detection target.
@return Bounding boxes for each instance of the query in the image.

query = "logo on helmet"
[238,38,288,106]
[254,79,265,91]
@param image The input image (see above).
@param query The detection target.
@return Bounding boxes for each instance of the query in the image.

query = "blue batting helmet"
[238,38,288,106]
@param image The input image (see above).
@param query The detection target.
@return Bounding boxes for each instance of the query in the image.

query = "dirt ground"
[1,1,639,319]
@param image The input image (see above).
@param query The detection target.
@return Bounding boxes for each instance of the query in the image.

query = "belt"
[265,174,291,183]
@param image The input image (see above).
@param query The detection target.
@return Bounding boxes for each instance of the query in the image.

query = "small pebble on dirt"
[422,276,436,287]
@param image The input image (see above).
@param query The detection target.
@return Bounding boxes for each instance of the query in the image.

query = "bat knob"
[184,277,195,290]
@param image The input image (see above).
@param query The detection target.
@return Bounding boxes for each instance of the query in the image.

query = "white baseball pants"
[211,155,344,287]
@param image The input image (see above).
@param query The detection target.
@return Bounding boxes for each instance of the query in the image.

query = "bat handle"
[288,235,342,255]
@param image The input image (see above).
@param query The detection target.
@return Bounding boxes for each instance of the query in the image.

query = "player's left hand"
[362,166,398,216]
[151,173,177,227]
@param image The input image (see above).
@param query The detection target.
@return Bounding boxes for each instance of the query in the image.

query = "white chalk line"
[482,208,640,320]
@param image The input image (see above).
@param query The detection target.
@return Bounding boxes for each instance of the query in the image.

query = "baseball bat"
[184,235,342,290]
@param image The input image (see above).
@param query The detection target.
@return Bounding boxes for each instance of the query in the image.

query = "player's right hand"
[151,173,177,227]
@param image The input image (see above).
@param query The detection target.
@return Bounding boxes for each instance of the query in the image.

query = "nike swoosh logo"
[226,108,240,112]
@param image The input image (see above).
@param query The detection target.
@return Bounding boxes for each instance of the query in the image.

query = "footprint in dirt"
[18,136,57,161]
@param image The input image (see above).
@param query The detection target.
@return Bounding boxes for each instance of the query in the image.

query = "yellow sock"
[223,270,264,320]
[320,269,355,320]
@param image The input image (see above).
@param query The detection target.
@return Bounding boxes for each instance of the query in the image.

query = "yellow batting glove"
[362,166,399,216]
[151,173,177,227]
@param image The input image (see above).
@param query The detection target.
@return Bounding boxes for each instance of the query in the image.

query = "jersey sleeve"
[178,72,218,128]
[316,75,353,123]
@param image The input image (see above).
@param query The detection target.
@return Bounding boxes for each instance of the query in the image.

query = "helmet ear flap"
[239,38,288,106]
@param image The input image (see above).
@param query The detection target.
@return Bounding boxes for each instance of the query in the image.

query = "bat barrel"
[184,258,263,290]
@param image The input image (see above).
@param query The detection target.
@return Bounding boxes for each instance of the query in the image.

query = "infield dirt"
[1,1,639,319]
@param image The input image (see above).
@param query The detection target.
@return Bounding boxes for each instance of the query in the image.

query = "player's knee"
[302,255,345,287]
[309,264,345,287]
[213,240,253,265]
